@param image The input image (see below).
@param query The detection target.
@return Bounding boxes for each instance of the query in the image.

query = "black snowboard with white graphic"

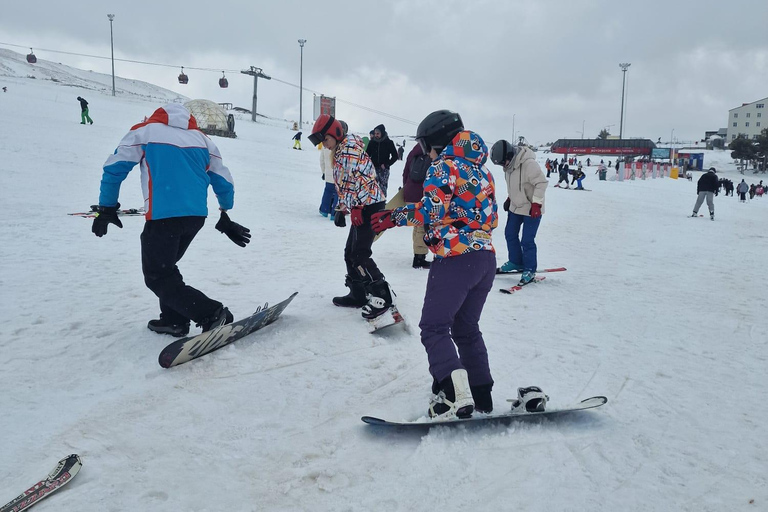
[159,292,298,368]
[362,396,607,428]
[1,454,82,512]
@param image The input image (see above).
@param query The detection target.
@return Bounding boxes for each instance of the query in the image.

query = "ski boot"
[508,386,549,413]
[197,306,234,333]
[498,261,523,273]
[518,270,536,286]
[412,254,431,269]
[333,275,368,308]
[147,316,190,337]
[428,369,475,419]
[361,279,394,319]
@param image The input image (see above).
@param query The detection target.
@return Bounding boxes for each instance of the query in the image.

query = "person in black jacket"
[691,167,718,220]
[365,124,398,195]
[77,96,93,125]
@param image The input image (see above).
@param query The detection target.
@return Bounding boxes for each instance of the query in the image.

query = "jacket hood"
[507,146,536,170]
[131,104,200,131]
[442,130,488,166]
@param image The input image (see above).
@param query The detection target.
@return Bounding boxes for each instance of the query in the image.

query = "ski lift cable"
[0,40,418,125]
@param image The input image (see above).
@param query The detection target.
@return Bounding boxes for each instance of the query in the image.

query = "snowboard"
[496,266,566,275]
[362,396,607,429]
[499,276,546,294]
[367,305,405,333]
[158,292,298,368]
[68,205,145,218]
[1,454,82,512]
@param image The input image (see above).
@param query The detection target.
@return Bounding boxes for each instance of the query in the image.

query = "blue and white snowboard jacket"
[99,103,235,220]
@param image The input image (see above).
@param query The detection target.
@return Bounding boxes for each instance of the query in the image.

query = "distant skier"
[691,167,718,219]
[370,110,502,420]
[292,131,302,150]
[365,124,399,196]
[555,161,570,188]
[491,139,548,285]
[92,103,251,336]
[736,179,748,201]
[2,86,6,93]
[571,168,586,190]
[308,114,395,319]
[397,142,405,161]
[76,96,93,125]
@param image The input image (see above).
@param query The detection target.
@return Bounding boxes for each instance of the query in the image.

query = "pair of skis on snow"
[496,266,566,294]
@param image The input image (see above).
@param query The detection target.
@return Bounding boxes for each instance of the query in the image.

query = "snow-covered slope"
[1,71,767,512]
[0,48,186,103]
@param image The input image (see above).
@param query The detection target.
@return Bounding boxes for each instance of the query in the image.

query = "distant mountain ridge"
[0,48,187,103]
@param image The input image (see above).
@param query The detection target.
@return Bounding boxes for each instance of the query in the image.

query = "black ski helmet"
[490,140,517,166]
[416,110,464,153]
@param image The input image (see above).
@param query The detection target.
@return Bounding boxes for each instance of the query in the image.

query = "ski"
[496,266,566,275]
[368,306,405,333]
[159,292,298,368]
[68,206,145,218]
[362,396,607,429]
[499,276,546,294]
[1,454,82,512]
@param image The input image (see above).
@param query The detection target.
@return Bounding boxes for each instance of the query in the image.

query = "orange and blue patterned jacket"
[391,131,498,258]
[333,134,385,210]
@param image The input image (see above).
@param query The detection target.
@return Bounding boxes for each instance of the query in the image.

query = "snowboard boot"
[333,275,368,308]
[518,270,536,285]
[412,254,431,269]
[197,306,234,333]
[428,369,475,419]
[691,211,698,217]
[361,279,395,319]
[147,316,190,337]
[471,383,494,414]
[710,212,714,221]
[498,261,524,273]
[508,386,549,413]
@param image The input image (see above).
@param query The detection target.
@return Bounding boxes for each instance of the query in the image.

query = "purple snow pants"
[419,250,496,387]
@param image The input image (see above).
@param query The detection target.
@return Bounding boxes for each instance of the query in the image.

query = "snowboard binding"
[508,386,549,413]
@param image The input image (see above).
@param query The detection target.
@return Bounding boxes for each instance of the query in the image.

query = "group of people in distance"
[90,103,550,421]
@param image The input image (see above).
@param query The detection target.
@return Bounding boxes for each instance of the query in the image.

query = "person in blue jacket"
[91,103,251,337]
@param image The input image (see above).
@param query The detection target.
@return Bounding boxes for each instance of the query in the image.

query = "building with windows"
[726,96,767,141]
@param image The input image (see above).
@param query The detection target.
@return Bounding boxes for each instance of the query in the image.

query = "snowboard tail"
[1,454,82,512]
[496,266,566,275]
[499,276,546,294]
[158,292,298,368]
[367,306,405,333]
[362,396,607,428]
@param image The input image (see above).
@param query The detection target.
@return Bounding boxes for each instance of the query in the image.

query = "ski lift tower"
[240,66,271,122]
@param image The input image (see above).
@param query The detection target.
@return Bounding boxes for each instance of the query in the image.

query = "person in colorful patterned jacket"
[92,103,251,337]
[309,114,395,320]
[371,110,499,420]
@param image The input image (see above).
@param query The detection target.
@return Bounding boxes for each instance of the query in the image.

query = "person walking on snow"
[92,103,251,337]
[292,131,302,150]
[736,179,749,202]
[370,110,500,420]
[555,161,570,188]
[77,96,93,125]
[691,167,719,219]
[318,142,338,219]
[308,114,395,320]
[492,140,548,285]
[365,124,399,196]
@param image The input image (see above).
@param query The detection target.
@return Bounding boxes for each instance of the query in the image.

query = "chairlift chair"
[26,48,37,64]
[178,67,189,85]
[219,71,228,88]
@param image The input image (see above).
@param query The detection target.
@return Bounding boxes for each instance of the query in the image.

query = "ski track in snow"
[1,59,767,511]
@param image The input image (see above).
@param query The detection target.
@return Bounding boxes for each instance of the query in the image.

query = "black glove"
[334,210,347,228]
[92,204,123,237]
[503,198,510,212]
[215,211,251,247]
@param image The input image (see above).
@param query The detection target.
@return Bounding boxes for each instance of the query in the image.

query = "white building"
[726,96,767,141]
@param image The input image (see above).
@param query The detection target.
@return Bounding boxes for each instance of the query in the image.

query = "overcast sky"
[2,0,766,145]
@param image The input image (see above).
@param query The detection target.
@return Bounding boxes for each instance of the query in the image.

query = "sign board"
[313,95,336,120]
[651,148,671,159]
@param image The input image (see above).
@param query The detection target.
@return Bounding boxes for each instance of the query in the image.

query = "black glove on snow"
[334,210,347,228]
[92,204,123,237]
[215,212,251,247]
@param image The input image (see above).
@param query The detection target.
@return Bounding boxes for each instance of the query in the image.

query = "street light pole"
[582,120,585,139]
[298,39,307,128]
[512,113,516,144]
[107,14,115,97]
[619,63,631,139]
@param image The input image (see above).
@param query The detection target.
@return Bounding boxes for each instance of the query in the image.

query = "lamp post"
[619,63,631,139]
[107,14,115,96]
[581,120,585,139]
[512,113,516,144]
[298,39,307,127]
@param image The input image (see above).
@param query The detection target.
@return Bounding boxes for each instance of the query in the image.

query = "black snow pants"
[141,216,221,325]
[344,201,386,283]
